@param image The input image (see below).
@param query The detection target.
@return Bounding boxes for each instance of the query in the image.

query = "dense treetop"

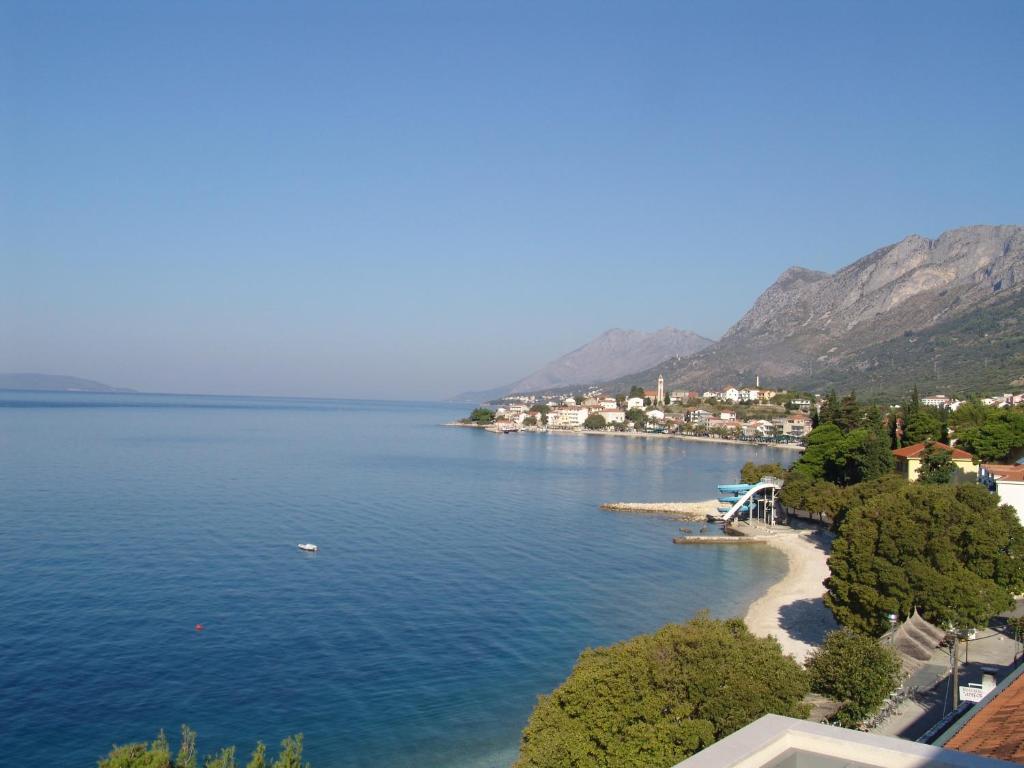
[514,614,808,768]
[825,481,1024,634]
[806,629,902,727]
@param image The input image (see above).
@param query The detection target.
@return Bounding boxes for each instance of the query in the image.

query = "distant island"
[0,373,136,393]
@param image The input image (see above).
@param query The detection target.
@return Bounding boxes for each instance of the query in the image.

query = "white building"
[719,411,737,421]
[689,409,713,424]
[773,414,813,437]
[741,419,775,438]
[599,398,618,410]
[600,409,626,424]
[626,396,645,411]
[722,387,741,403]
[701,390,720,400]
[921,394,952,408]
[546,407,589,429]
[646,409,665,421]
[979,463,1024,525]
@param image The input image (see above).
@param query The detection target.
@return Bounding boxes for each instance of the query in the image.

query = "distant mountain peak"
[456,327,713,401]
[0,373,136,393]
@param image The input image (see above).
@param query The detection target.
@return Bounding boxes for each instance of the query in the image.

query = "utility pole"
[951,637,961,709]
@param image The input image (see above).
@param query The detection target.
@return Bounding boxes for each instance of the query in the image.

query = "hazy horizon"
[4,2,1023,399]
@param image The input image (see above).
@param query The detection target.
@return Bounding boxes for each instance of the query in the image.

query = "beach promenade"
[741,524,837,663]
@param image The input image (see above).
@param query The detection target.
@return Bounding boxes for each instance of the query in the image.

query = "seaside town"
[459,379,1024,766]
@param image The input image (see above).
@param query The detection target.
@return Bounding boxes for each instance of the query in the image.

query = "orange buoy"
[195,623,204,631]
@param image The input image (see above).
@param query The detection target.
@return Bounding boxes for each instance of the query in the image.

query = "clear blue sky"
[3,1,1023,399]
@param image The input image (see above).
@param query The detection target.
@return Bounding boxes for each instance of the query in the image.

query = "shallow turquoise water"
[0,392,789,767]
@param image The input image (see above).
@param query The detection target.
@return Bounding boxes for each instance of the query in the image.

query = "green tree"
[175,726,197,768]
[522,415,538,427]
[957,409,1024,462]
[245,744,267,768]
[514,614,809,768]
[628,385,645,399]
[204,747,236,768]
[789,423,845,481]
[468,407,496,424]
[816,389,839,429]
[270,735,307,768]
[584,413,607,430]
[805,629,902,727]
[98,730,307,768]
[832,391,863,433]
[825,481,1024,634]
[625,408,647,428]
[916,441,956,484]
[740,462,785,483]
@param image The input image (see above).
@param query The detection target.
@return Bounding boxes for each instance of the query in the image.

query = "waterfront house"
[626,396,645,410]
[689,409,713,425]
[600,409,626,424]
[646,409,665,421]
[547,407,589,429]
[741,419,775,439]
[773,414,813,437]
[892,442,976,483]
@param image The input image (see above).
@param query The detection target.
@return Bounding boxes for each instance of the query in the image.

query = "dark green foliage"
[629,385,645,399]
[99,730,308,768]
[514,614,809,768]
[625,408,647,427]
[916,441,956,484]
[789,424,894,486]
[468,408,496,424]
[740,462,785,483]
[522,415,538,427]
[825,481,1024,634]
[806,629,902,726]
[956,408,1024,462]
[583,413,607,430]
[778,476,848,523]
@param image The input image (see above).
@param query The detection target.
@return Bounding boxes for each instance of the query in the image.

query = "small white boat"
[297,543,318,552]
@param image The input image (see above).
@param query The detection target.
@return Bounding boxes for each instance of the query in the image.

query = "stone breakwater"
[600,499,720,520]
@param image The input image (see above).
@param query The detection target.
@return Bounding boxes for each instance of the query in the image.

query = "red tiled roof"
[982,464,1024,482]
[892,442,975,461]
[944,665,1024,763]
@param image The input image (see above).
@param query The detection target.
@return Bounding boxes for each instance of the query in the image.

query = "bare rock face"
[604,225,1024,396]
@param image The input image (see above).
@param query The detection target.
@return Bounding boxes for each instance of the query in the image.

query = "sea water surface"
[0,393,792,767]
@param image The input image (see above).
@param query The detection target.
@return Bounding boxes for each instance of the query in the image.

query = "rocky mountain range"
[456,327,713,401]
[603,225,1024,398]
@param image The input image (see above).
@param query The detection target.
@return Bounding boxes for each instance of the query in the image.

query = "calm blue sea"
[0,392,791,768]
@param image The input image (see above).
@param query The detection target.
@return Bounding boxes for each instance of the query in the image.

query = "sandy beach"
[742,526,837,664]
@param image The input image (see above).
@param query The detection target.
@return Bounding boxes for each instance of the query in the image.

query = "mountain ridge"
[600,224,1024,398]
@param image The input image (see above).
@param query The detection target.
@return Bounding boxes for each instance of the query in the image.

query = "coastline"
[742,526,836,664]
[442,423,805,451]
